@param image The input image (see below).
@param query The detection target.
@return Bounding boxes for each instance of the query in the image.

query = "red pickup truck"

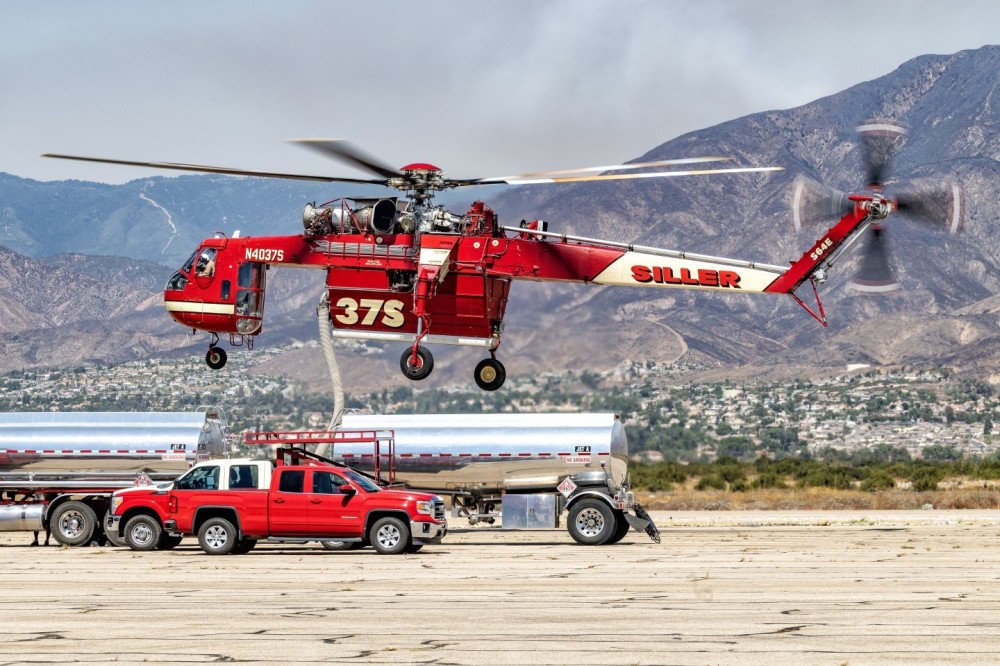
[106,457,447,554]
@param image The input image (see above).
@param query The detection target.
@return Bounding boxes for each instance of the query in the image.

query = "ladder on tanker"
[243,429,396,484]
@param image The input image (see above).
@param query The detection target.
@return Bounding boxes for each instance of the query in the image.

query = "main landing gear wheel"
[400,345,433,381]
[206,346,227,370]
[474,358,506,391]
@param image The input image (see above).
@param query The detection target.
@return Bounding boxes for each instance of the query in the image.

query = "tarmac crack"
[740,624,813,636]
[11,631,66,642]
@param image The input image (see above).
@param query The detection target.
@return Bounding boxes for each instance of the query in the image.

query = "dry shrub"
[636,488,1000,511]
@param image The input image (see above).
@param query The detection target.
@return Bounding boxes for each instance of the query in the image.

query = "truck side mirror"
[338,484,356,495]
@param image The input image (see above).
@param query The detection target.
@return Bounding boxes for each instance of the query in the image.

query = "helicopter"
[44,122,961,390]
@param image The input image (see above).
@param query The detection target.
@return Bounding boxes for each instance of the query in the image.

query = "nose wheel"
[474,358,506,391]
[206,334,228,370]
[206,346,228,369]
[400,345,433,381]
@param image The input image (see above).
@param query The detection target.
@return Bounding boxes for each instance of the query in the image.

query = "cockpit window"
[195,248,217,277]
[238,262,257,288]
[165,271,188,291]
[180,249,199,274]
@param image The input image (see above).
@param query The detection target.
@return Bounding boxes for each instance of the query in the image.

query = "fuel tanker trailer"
[0,410,227,546]
[248,413,658,545]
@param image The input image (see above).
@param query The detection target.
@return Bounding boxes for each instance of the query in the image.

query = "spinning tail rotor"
[791,120,964,293]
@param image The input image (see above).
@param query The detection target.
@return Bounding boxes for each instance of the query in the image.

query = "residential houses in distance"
[1,347,996,460]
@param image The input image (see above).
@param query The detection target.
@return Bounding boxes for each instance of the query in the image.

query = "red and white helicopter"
[46,121,961,390]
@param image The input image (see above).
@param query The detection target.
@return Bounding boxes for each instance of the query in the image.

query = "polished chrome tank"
[337,413,628,496]
[0,411,227,488]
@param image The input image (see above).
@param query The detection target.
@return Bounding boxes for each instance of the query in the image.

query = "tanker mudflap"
[626,503,661,544]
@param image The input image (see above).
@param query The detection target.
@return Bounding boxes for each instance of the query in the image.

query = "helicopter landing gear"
[400,345,433,381]
[206,346,227,370]
[205,333,227,370]
[474,357,506,391]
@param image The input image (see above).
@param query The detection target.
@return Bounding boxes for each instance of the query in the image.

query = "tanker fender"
[43,493,113,525]
[565,489,618,513]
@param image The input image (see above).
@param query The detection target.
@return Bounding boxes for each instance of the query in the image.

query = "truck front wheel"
[51,501,98,547]
[124,514,163,551]
[198,517,237,555]
[370,516,410,555]
[567,499,615,546]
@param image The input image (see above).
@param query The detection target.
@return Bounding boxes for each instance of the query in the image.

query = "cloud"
[2,0,998,182]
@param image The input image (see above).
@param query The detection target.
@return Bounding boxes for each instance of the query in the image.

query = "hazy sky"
[3,1,998,183]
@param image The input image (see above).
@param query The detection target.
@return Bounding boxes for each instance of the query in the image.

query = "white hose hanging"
[314,291,344,458]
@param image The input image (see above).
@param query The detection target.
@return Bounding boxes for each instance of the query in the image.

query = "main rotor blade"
[42,153,386,185]
[850,224,900,293]
[290,139,402,179]
[465,165,782,186]
[895,180,965,235]
[856,120,907,187]
[791,175,854,232]
[464,156,733,184]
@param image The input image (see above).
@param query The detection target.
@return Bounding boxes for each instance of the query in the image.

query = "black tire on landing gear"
[206,346,228,370]
[473,358,506,391]
[400,346,433,380]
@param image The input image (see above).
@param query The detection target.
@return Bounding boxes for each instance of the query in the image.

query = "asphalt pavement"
[2,510,999,665]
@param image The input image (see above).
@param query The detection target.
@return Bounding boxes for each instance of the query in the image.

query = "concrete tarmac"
[2,510,1000,665]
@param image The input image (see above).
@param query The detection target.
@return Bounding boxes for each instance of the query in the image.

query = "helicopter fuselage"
[163,195,878,388]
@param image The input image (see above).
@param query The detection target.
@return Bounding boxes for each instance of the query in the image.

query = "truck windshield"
[342,469,381,493]
[175,465,220,490]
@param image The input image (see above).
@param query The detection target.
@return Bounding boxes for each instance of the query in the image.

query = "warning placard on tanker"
[565,445,591,464]
[557,477,577,497]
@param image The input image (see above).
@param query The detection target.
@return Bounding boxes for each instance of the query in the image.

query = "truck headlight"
[110,496,123,515]
[415,500,433,516]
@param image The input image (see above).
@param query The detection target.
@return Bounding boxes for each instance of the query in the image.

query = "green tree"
[922,444,962,462]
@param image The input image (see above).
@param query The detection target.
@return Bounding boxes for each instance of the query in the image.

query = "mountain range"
[1,45,998,391]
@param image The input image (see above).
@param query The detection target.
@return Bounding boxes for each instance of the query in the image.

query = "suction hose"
[314,291,344,458]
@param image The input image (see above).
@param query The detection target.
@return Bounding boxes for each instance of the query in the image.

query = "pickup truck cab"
[107,458,446,554]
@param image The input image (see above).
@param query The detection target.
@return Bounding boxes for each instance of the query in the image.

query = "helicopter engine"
[303,198,399,235]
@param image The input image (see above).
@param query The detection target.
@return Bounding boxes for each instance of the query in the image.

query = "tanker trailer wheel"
[206,346,228,370]
[321,541,365,551]
[370,516,410,555]
[232,538,257,555]
[102,512,128,547]
[198,517,238,555]
[400,346,433,381]
[51,501,98,547]
[157,534,184,550]
[604,510,632,545]
[567,499,615,546]
[124,514,163,551]
[473,358,506,391]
